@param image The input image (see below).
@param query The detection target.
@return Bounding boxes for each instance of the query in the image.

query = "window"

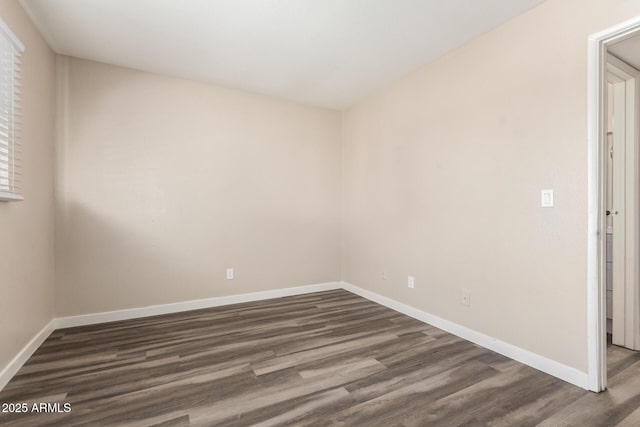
[0,18,23,201]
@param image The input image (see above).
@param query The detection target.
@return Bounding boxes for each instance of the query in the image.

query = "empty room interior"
[3,0,640,425]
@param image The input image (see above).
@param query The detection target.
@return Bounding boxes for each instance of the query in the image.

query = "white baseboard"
[55,282,342,329]
[0,319,56,391]
[0,282,341,392]
[1,280,589,394]
[341,281,590,390]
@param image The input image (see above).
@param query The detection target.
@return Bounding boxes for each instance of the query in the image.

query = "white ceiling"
[20,0,545,109]
[609,36,640,71]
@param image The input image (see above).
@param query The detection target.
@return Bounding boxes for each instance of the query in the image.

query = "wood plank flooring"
[0,289,637,426]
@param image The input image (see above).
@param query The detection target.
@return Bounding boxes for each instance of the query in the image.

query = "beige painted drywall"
[10,0,640,381]
[341,0,640,373]
[55,57,341,316]
[0,1,55,372]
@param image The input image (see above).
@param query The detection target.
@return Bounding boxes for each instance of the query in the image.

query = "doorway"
[588,18,640,392]
[605,53,640,351]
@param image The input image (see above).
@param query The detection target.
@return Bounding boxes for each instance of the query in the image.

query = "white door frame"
[588,16,640,392]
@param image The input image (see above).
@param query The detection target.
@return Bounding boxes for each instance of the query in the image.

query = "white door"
[607,54,640,350]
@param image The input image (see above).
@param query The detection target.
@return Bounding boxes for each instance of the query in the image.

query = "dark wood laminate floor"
[0,290,638,426]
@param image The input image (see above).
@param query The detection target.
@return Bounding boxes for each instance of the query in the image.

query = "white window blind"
[0,18,23,202]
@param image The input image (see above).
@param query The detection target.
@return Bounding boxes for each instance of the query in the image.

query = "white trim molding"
[0,191,24,202]
[2,280,590,392]
[0,16,24,52]
[54,282,342,329]
[0,282,341,392]
[587,15,640,393]
[341,281,590,390]
[0,320,56,391]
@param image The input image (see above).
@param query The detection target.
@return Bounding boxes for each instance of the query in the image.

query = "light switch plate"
[462,289,471,307]
[541,189,554,208]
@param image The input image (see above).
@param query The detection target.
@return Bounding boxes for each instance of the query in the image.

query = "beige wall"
[55,57,341,316]
[6,0,640,382]
[341,0,640,373]
[0,1,55,372]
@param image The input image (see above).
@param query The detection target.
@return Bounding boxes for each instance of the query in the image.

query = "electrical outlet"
[226,268,234,280]
[381,271,387,280]
[462,289,471,306]
[408,276,415,289]
[541,189,554,207]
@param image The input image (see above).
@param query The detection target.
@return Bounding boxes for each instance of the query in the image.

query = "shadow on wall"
[54,196,339,317]
[55,198,197,316]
